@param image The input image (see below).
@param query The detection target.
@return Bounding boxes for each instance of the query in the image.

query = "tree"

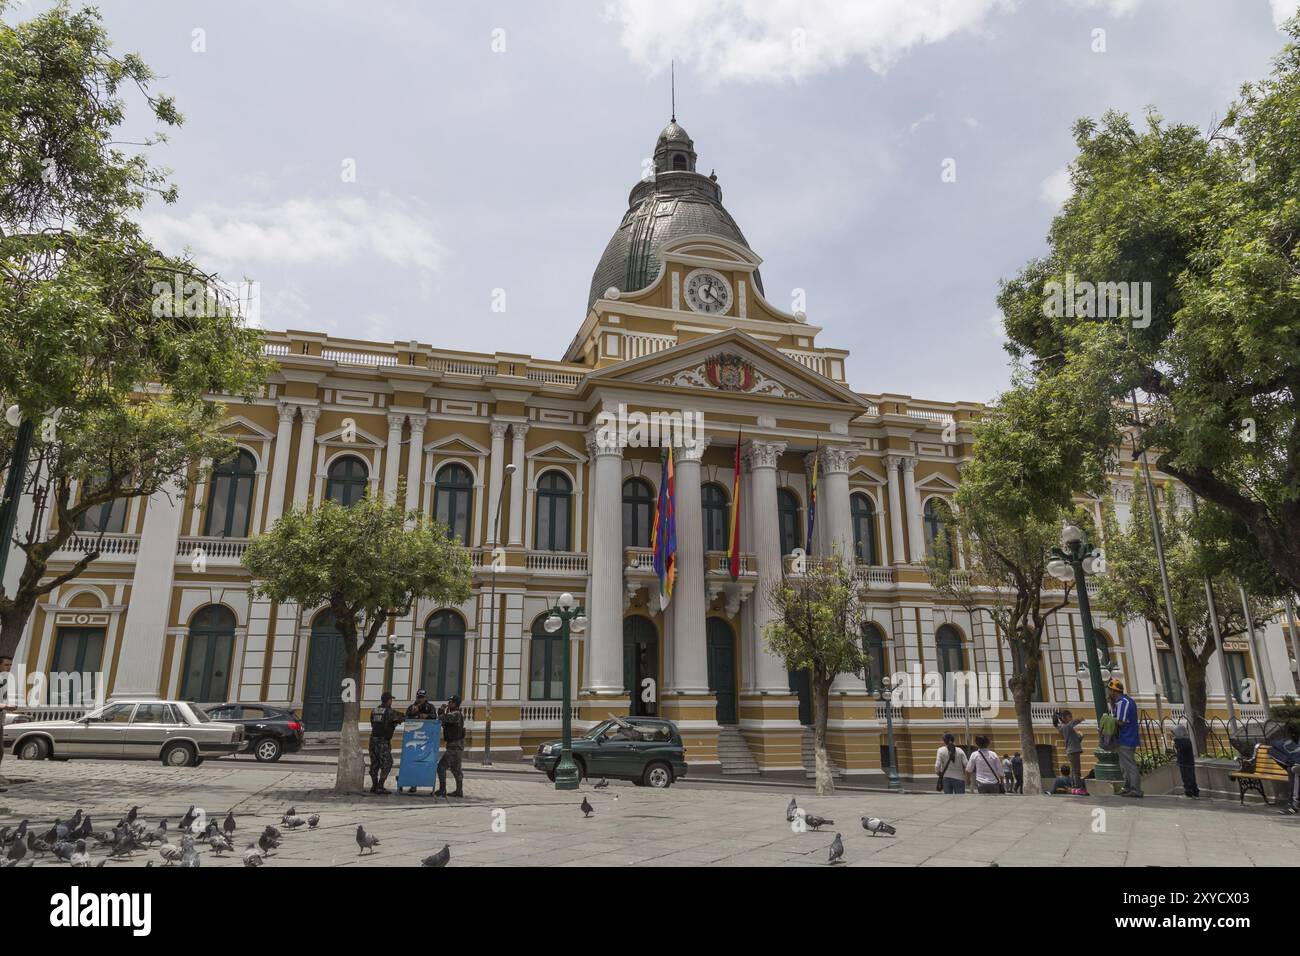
[1092,482,1275,751]
[0,2,269,657]
[764,552,868,795]
[242,494,473,793]
[998,20,1300,595]
[927,384,1090,795]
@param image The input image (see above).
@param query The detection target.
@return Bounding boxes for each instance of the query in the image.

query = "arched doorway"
[623,616,658,716]
[706,617,738,725]
[180,605,236,703]
[303,610,347,731]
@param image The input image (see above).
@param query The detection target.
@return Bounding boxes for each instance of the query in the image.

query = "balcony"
[525,551,589,575]
[50,532,141,562]
[519,703,582,722]
[176,536,251,567]
[854,564,896,587]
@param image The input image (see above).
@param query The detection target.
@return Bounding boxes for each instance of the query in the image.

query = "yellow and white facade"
[8,118,1298,780]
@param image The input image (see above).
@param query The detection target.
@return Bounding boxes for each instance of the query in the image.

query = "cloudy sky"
[13,0,1300,402]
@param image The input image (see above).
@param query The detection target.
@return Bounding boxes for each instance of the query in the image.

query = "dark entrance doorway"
[303,611,347,731]
[706,617,737,725]
[1034,743,1057,783]
[180,605,236,703]
[623,616,659,716]
[788,668,812,726]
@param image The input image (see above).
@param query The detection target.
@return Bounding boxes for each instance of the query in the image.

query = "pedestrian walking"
[1001,754,1013,792]
[968,736,1005,794]
[1106,679,1143,797]
[367,692,405,794]
[1052,708,1085,790]
[434,694,465,798]
[935,732,969,794]
[1172,723,1199,797]
[1011,753,1024,793]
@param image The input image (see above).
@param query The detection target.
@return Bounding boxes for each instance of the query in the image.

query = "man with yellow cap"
[1106,678,1142,797]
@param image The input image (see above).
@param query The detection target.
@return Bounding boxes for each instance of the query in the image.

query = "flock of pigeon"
[1,803,452,868]
[785,797,898,865]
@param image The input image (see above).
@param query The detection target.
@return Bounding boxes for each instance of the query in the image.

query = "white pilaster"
[585,430,625,695]
[670,438,709,694]
[901,456,924,562]
[263,402,296,528]
[883,455,906,565]
[507,423,528,547]
[819,444,858,564]
[291,406,320,508]
[114,478,185,697]
[383,413,405,502]
[404,415,426,517]
[487,421,509,545]
[744,440,790,693]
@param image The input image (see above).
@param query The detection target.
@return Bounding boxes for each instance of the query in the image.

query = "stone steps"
[716,725,761,775]
[801,726,845,779]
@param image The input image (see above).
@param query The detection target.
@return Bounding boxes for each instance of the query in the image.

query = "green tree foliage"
[0,2,269,656]
[997,21,1300,594]
[764,553,868,795]
[243,495,473,793]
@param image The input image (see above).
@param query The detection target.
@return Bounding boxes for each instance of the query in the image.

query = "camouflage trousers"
[437,742,464,791]
[368,736,393,781]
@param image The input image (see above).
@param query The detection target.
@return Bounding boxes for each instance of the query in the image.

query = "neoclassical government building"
[9,117,1298,779]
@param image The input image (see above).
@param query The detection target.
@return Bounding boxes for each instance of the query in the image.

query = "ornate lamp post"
[379,639,405,697]
[1048,523,1121,781]
[543,592,586,791]
[873,675,901,791]
[482,462,516,767]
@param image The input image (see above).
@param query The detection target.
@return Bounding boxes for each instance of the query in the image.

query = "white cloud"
[141,194,445,281]
[1270,0,1300,27]
[909,112,936,134]
[605,0,1015,83]
[1040,165,1073,207]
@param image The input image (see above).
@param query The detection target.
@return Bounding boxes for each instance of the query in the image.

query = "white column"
[671,438,710,694]
[404,415,426,516]
[883,455,906,565]
[804,453,826,557]
[901,456,925,563]
[291,407,320,507]
[820,444,858,564]
[114,478,185,698]
[507,423,528,547]
[486,421,509,545]
[745,440,790,693]
[263,402,297,528]
[383,413,405,502]
[585,431,626,695]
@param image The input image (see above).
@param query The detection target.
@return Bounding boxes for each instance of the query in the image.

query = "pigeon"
[5,837,25,865]
[222,811,236,836]
[177,806,196,832]
[828,832,844,864]
[62,809,83,833]
[180,836,201,868]
[258,829,280,855]
[356,825,380,855]
[421,844,450,868]
[283,815,306,830]
[263,824,283,841]
[124,806,141,826]
[70,840,91,867]
[143,820,168,845]
[242,843,264,867]
[281,807,296,824]
[208,833,233,856]
[52,840,76,863]
[804,814,833,831]
[0,828,8,848]
[786,797,798,823]
[75,815,94,840]
[108,835,136,859]
[2,859,32,868]
[307,814,320,829]
[11,820,28,842]
[594,778,609,789]
[91,829,116,848]
[860,816,897,837]
[580,797,594,818]
[28,833,51,856]
[158,840,183,866]
[44,821,67,843]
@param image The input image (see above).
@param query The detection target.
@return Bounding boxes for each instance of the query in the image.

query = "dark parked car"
[533,716,687,788]
[203,703,304,762]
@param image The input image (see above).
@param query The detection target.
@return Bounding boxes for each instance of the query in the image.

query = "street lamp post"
[481,462,516,767]
[874,676,901,791]
[380,639,404,698]
[544,592,586,791]
[1048,523,1122,782]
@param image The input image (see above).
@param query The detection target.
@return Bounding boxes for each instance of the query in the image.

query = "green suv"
[532,717,688,788]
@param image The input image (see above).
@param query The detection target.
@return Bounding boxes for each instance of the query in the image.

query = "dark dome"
[587,120,763,311]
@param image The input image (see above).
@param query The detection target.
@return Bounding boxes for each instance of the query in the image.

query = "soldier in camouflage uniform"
[368,691,404,794]
[435,694,465,797]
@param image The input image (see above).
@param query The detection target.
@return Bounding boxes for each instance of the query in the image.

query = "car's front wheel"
[643,761,673,789]
[161,742,197,768]
[253,737,282,762]
[17,737,49,761]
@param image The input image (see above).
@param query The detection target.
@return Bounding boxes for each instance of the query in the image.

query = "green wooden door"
[622,616,658,717]
[303,613,346,731]
[706,617,737,725]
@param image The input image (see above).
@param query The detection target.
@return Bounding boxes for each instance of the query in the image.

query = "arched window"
[863,623,887,695]
[180,605,236,703]
[851,492,878,565]
[924,497,954,565]
[622,478,655,549]
[75,475,127,534]
[935,624,964,684]
[777,488,801,556]
[325,455,368,507]
[204,450,257,537]
[422,610,465,702]
[529,613,564,700]
[701,482,729,552]
[535,471,572,551]
[1094,629,1120,679]
[433,463,474,545]
[672,153,687,170]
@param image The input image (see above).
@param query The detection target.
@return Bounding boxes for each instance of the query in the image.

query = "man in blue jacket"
[1106,679,1142,797]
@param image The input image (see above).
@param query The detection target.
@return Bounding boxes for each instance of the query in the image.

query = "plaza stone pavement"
[2,760,1298,867]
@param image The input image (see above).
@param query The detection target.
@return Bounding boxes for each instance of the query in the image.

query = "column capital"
[489,420,510,440]
[818,443,861,475]
[387,412,407,431]
[276,401,298,424]
[585,429,624,459]
[407,414,427,433]
[673,437,709,463]
[742,439,786,471]
[510,422,530,440]
[899,455,919,474]
[299,406,321,426]
[882,452,912,472]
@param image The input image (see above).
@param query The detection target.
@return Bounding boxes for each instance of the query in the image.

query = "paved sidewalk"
[3,761,1297,867]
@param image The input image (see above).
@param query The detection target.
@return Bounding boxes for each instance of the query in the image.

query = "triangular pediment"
[586,329,870,410]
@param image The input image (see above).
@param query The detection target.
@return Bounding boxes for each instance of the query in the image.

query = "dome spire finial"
[671,59,676,122]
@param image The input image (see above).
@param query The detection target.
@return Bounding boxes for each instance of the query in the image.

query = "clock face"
[684,270,732,315]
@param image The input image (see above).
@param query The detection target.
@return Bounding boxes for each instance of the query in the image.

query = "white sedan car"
[4,699,244,767]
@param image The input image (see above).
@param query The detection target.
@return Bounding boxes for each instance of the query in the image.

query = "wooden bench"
[1229,744,1291,805]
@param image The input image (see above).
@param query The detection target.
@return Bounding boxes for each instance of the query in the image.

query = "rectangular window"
[49,627,105,706]
[1158,649,1184,704]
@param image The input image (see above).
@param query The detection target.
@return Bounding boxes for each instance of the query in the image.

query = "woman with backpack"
[935,732,969,794]
[968,735,1005,794]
